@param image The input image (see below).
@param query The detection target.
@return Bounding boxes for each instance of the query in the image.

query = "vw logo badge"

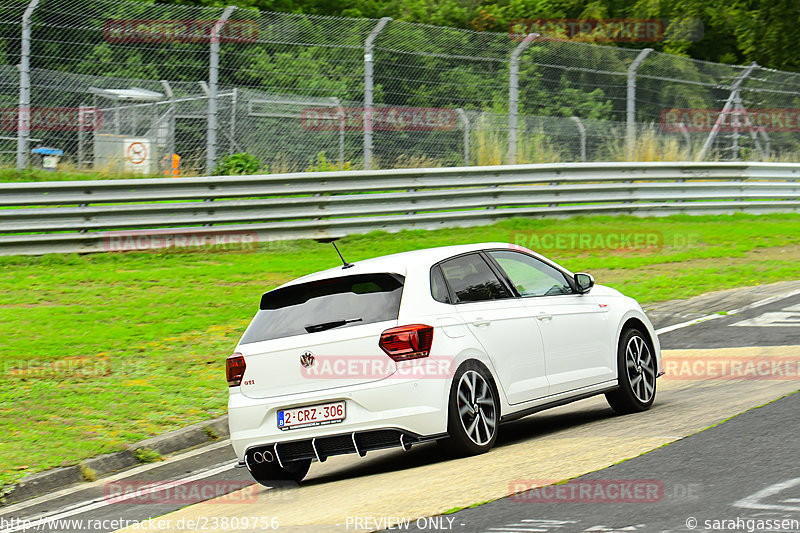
[300,351,315,368]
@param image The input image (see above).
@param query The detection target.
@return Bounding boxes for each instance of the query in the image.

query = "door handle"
[472,317,491,327]
[536,312,553,321]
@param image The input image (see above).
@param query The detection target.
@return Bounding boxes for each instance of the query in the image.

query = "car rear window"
[239,273,404,344]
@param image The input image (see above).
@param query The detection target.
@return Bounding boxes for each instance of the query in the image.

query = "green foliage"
[80,463,97,482]
[0,168,161,183]
[179,0,800,72]
[203,425,220,441]
[305,151,351,172]
[213,153,265,176]
[133,448,163,464]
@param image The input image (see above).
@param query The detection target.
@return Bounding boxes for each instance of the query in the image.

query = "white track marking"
[730,303,800,327]
[487,519,579,533]
[0,439,233,516]
[655,314,722,335]
[654,288,800,335]
[488,529,548,532]
[734,477,800,512]
[0,462,235,533]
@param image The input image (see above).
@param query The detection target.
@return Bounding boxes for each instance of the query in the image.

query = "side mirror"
[574,273,594,294]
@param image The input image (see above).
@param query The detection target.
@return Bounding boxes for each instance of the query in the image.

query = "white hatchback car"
[227,243,661,484]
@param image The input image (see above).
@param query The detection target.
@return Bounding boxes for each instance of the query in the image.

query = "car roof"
[278,242,516,288]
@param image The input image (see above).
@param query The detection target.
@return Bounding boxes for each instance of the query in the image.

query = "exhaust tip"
[252,450,274,464]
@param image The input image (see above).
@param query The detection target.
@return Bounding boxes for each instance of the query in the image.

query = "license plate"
[277,401,346,431]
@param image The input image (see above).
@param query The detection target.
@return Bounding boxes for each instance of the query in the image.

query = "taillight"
[226,353,246,387]
[379,324,433,361]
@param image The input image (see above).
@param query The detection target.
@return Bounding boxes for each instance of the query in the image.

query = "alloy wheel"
[456,370,497,446]
[625,335,656,403]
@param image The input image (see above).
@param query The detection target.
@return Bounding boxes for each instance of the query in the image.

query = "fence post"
[230,87,238,154]
[696,63,756,161]
[16,0,40,170]
[570,116,586,162]
[731,90,768,160]
[160,80,175,160]
[677,122,691,159]
[456,108,470,166]
[508,33,537,165]
[333,97,345,168]
[206,6,235,174]
[625,48,653,161]
[363,17,391,170]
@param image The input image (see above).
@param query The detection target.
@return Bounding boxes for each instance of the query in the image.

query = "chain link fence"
[2,0,800,175]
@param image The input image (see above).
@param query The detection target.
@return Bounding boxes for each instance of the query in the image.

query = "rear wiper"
[304,317,363,333]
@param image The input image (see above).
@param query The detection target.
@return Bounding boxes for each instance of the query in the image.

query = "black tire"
[246,454,311,486]
[439,360,500,456]
[605,328,657,414]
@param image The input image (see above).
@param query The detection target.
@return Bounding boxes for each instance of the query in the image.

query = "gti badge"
[300,350,315,368]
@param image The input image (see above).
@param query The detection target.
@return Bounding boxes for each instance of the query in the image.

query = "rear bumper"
[239,428,447,468]
[228,376,450,462]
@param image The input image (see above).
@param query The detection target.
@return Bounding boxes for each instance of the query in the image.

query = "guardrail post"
[508,33,538,165]
[456,108,470,166]
[16,0,40,170]
[363,17,391,170]
[206,6,235,174]
[626,48,653,161]
[696,63,756,161]
[570,116,586,162]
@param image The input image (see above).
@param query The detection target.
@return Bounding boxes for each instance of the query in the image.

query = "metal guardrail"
[2,162,800,255]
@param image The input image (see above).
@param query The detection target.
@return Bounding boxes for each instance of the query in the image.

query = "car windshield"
[239,273,404,344]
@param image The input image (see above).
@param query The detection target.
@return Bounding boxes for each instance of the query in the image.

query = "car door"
[438,252,549,404]
[486,250,615,395]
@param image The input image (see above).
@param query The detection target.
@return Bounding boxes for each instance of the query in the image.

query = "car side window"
[430,265,451,303]
[488,250,573,297]
[439,253,511,303]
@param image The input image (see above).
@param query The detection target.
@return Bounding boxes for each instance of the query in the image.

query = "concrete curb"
[4,415,229,505]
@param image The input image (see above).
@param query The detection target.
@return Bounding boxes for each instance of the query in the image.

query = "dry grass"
[473,125,563,166]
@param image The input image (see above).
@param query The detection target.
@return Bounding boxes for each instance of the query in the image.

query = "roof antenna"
[316,238,354,269]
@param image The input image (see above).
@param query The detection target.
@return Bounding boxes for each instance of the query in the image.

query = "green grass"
[0,168,165,183]
[1,213,800,491]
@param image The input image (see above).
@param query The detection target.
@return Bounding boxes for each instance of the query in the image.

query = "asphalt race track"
[408,390,800,533]
[1,287,798,533]
[658,293,800,349]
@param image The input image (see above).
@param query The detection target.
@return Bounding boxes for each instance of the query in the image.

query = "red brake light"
[379,324,433,361]
[226,353,246,387]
